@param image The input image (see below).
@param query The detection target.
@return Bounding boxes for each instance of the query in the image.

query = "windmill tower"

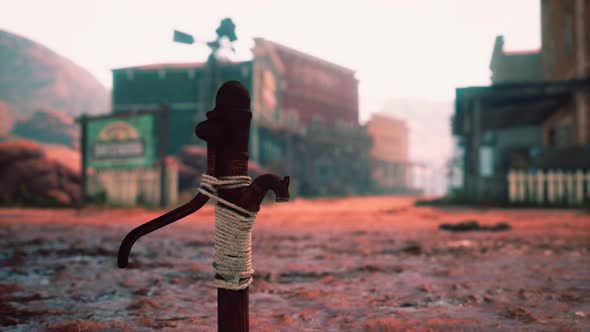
[173,18,239,118]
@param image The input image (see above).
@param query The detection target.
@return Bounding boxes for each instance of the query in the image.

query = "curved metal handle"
[117,192,210,268]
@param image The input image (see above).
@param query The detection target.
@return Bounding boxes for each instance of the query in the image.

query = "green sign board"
[86,114,156,169]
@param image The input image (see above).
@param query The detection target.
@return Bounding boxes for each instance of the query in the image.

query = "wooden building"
[108,38,372,198]
[453,0,590,204]
[366,113,412,192]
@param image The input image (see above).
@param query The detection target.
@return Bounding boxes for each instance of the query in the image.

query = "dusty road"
[1,196,589,331]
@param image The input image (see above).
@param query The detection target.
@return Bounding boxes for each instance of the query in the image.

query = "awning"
[454,79,590,135]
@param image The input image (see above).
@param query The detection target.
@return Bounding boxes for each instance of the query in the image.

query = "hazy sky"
[1,0,540,122]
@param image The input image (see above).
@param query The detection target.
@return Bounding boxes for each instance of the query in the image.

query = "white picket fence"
[507,169,590,206]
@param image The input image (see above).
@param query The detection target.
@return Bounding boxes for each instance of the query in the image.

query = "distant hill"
[0,29,108,132]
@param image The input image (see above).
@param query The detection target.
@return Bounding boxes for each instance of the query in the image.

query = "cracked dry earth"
[1,196,589,331]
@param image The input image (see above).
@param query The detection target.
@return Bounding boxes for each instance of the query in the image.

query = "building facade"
[540,0,590,146]
[107,38,372,199]
[252,38,359,132]
[452,0,590,204]
[366,113,411,192]
[250,38,370,196]
[112,61,255,155]
[490,36,541,83]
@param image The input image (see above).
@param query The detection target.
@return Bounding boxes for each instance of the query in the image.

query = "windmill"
[173,17,238,63]
[173,18,239,115]
[172,18,257,332]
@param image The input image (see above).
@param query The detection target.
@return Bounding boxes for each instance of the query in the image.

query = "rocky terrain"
[10,109,80,149]
[0,30,108,149]
[0,196,588,331]
[0,139,81,206]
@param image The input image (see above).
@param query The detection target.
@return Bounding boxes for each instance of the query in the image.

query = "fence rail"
[86,166,178,206]
[508,169,590,206]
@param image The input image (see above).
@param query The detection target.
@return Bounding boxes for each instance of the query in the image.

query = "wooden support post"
[565,172,574,205]
[80,114,88,206]
[536,171,545,205]
[556,170,564,204]
[508,170,516,203]
[575,169,584,205]
[547,170,555,204]
[472,100,482,203]
[159,105,170,207]
[527,171,535,204]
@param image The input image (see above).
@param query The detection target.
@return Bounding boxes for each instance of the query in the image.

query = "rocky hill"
[0,29,108,134]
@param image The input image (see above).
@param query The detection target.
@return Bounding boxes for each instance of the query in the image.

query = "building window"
[158,69,166,80]
[548,127,557,146]
[564,11,574,56]
[126,70,134,80]
[311,115,324,129]
[336,120,354,132]
[287,111,298,128]
[263,141,282,161]
[314,160,329,178]
[336,120,345,132]
[557,122,573,147]
[479,146,494,177]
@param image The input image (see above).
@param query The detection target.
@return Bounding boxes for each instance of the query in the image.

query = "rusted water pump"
[117,80,289,332]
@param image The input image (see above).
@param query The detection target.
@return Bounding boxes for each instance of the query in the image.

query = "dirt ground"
[1,195,589,331]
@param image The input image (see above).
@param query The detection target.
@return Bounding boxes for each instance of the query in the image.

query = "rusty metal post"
[197,81,290,331]
[196,81,257,332]
[118,81,289,331]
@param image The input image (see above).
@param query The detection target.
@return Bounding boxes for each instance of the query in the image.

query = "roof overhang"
[453,79,590,135]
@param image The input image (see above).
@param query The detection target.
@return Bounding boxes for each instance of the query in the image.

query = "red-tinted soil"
[1,196,589,331]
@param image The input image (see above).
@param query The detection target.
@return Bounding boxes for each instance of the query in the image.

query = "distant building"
[249,39,370,197]
[490,36,541,83]
[252,38,359,132]
[111,61,252,155]
[366,113,411,192]
[106,38,373,199]
[453,0,590,203]
[541,0,590,82]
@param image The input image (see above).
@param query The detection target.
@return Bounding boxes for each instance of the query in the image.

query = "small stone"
[467,294,482,303]
[418,284,432,293]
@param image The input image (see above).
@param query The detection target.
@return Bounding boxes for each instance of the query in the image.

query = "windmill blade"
[173,30,195,44]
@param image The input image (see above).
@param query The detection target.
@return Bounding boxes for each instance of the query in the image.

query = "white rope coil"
[198,174,258,290]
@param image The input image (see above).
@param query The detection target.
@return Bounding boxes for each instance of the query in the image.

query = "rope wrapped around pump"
[198,174,258,290]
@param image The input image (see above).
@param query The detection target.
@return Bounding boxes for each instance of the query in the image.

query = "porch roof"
[453,79,590,135]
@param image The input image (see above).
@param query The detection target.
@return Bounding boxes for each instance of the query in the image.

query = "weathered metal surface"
[117,80,289,332]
